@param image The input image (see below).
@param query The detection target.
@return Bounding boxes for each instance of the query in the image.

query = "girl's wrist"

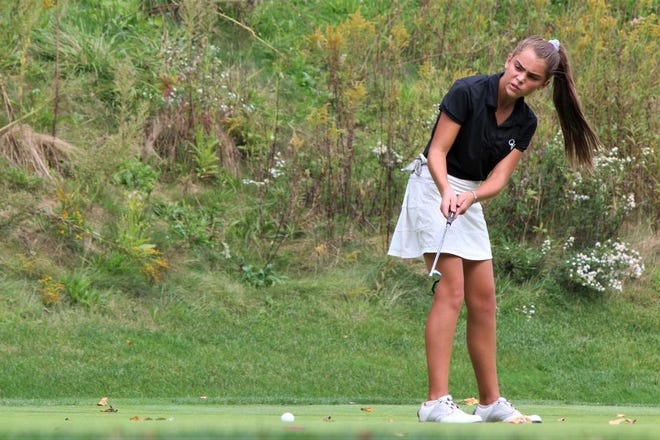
[471,191,478,202]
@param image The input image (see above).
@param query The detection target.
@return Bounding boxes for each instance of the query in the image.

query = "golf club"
[428,210,456,279]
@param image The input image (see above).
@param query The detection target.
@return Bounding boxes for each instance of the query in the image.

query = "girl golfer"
[389,36,599,423]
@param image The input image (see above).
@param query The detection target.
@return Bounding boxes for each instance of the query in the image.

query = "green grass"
[0,257,658,405]
[1,401,658,439]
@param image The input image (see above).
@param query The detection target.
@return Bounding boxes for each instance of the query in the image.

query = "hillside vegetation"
[0,1,657,404]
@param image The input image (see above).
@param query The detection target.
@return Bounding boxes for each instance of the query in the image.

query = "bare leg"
[423,252,465,400]
[463,259,500,404]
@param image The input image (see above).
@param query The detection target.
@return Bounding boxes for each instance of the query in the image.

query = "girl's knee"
[433,284,465,310]
[466,289,496,314]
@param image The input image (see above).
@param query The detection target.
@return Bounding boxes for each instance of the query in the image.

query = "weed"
[38,275,64,306]
[61,269,100,306]
[133,244,170,283]
[53,186,86,241]
[112,158,159,195]
[191,128,220,181]
[0,164,43,191]
[240,263,284,288]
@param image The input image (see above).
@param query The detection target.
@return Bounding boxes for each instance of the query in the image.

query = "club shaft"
[428,211,455,277]
[429,224,450,276]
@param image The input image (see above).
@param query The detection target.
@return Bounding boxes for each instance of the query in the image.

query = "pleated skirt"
[388,166,492,261]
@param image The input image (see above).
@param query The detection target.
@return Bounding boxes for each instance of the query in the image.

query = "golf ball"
[280,412,295,423]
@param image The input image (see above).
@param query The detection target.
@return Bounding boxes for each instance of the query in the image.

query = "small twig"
[215,11,281,56]
[0,107,41,135]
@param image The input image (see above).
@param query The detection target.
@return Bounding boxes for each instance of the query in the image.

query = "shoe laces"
[498,398,515,410]
[440,397,458,410]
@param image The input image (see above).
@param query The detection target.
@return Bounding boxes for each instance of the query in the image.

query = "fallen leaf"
[97,397,108,406]
[129,416,142,422]
[360,407,373,413]
[100,406,118,413]
[507,417,529,424]
[463,397,479,406]
[507,416,538,424]
[609,417,636,425]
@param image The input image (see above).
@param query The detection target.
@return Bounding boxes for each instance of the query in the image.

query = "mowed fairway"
[1,402,658,439]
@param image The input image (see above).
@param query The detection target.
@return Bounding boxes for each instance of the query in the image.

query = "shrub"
[112,158,159,195]
[560,239,645,294]
[493,239,545,284]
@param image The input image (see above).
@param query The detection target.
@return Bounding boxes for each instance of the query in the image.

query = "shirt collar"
[485,73,502,110]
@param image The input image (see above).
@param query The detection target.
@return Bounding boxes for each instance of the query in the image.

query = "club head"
[429,269,442,278]
[430,277,441,295]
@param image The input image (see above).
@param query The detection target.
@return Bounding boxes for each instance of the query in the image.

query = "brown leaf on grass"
[96,397,108,406]
[504,414,543,424]
[609,417,636,425]
[100,406,118,413]
[360,407,373,413]
[506,416,538,424]
[463,397,479,406]
[130,416,142,422]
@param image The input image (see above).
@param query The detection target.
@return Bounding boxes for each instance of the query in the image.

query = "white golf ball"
[280,412,295,422]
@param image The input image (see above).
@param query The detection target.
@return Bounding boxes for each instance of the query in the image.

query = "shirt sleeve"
[515,114,537,152]
[439,79,471,124]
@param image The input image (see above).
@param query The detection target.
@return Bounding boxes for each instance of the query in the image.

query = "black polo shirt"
[423,73,537,181]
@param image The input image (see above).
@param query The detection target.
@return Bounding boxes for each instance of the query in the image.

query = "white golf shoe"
[473,397,542,423]
[417,395,482,423]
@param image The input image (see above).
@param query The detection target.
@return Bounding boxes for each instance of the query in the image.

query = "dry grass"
[0,124,79,179]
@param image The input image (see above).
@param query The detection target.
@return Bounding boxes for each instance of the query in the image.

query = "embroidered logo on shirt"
[508,139,516,150]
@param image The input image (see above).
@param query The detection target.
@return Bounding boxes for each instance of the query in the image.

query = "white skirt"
[388,165,492,261]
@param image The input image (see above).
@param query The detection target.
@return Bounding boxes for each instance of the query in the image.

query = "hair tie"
[548,39,560,52]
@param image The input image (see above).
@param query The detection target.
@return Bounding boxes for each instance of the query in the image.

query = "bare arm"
[428,112,524,216]
[453,149,523,214]
[473,148,522,201]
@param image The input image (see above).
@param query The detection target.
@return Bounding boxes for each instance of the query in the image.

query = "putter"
[428,211,456,293]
